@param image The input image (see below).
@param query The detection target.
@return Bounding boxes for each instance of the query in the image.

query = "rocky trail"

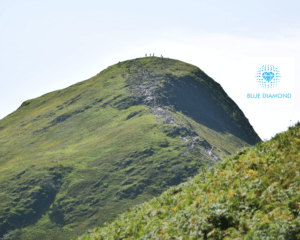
[124,60,220,163]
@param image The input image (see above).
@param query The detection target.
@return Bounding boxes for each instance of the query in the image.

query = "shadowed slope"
[154,73,259,146]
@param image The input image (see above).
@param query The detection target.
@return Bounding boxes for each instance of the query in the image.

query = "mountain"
[0,57,261,240]
[73,121,300,240]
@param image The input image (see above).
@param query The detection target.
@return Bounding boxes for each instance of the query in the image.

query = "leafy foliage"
[73,121,300,239]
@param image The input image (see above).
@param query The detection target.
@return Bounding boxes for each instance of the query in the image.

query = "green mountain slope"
[74,122,300,240]
[0,57,261,240]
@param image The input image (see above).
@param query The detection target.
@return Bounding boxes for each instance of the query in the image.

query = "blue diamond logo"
[262,72,274,82]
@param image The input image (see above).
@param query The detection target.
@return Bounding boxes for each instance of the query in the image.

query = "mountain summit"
[0,57,261,239]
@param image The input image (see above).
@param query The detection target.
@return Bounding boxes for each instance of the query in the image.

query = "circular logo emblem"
[255,64,281,89]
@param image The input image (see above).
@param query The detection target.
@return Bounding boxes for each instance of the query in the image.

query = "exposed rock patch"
[121,64,220,162]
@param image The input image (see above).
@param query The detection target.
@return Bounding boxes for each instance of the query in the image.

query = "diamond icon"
[262,72,274,82]
[256,64,281,89]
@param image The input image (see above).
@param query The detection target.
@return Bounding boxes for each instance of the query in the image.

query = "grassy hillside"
[0,57,260,239]
[73,122,300,240]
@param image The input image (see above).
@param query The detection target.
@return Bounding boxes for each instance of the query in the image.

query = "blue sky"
[0,0,299,142]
